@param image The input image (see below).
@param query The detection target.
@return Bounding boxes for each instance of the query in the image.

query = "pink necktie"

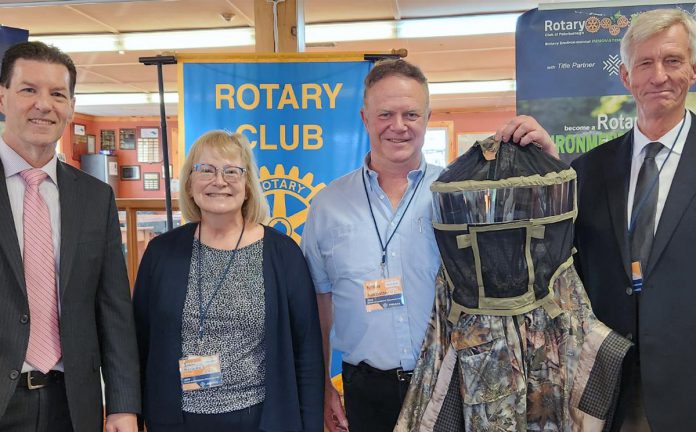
[21,169,61,373]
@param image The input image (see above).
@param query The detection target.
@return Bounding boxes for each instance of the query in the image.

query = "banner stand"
[139,55,177,231]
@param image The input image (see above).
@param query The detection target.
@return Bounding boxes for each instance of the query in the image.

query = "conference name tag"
[179,354,223,391]
[363,277,405,312]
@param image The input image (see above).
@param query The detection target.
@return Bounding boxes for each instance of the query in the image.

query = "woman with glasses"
[133,130,324,431]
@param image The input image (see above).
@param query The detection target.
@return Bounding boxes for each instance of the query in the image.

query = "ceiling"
[0,0,606,117]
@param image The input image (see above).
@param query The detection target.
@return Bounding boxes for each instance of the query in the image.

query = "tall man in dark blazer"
[0,42,140,431]
[570,9,696,432]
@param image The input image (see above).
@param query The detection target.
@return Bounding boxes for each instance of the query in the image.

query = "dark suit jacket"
[571,112,696,431]
[133,223,324,432]
[0,159,141,431]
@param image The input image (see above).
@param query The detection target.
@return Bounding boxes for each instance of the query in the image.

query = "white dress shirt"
[0,137,63,372]
[627,110,689,232]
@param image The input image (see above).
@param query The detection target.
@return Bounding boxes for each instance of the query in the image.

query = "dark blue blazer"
[133,223,323,431]
[572,112,696,431]
[0,159,141,431]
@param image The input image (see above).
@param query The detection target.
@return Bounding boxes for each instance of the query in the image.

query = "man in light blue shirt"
[302,58,551,432]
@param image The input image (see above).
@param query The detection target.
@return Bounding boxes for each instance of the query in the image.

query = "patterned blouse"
[181,237,266,414]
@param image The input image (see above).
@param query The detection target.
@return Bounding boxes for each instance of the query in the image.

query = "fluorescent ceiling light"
[31,13,518,53]
[307,14,520,43]
[75,92,178,106]
[306,21,395,43]
[31,27,254,53]
[0,0,171,6]
[399,13,520,38]
[122,28,254,51]
[74,81,514,108]
[429,80,516,95]
[29,34,119,53]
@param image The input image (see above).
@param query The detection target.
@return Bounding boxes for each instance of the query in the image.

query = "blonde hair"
[179,130,269,224]
[621,8,696,70]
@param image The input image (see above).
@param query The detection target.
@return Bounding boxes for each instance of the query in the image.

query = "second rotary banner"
[179,54,372,243]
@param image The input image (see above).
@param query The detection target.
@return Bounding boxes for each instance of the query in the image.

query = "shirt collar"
[633,109,690,159]
[362,151,427,184]
[0,136,59,185]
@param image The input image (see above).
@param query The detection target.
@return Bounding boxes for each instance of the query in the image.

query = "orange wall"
[60,108,515,198]
[59,113,95,169]
[61,113,178,199]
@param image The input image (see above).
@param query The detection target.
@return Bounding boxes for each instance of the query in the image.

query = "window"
[424,121,455,167]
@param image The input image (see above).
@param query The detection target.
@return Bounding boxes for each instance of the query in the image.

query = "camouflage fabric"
[395,264,631,432]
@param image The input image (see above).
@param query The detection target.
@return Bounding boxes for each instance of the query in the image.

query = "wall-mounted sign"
[140,127,159,138]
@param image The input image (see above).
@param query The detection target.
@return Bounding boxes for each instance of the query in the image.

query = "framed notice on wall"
[119,128,136,150]
[143,172,160,191]
[100,129,116,151]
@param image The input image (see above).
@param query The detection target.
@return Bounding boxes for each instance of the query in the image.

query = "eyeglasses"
[192,163,247,183]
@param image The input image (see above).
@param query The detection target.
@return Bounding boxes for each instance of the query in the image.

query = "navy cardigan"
[133,223,324,431]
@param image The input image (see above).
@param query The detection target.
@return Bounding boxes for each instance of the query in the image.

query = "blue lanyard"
[361,164,427,274]
[196,220,245,340]
[628,114,684,235]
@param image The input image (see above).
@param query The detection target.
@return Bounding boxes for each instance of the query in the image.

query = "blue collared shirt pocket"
[329,224,382,281]
[411,215,441,276]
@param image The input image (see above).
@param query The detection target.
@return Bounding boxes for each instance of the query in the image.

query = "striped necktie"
[630,141,663,271]
[21,168,61,373]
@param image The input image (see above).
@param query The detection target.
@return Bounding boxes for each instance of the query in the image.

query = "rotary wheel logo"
[585,12,630,36]
[259,164,325,244]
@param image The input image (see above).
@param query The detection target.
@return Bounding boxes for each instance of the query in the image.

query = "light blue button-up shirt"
[302,154,442,371]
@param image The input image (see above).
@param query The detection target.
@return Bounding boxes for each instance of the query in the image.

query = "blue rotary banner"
[516,3,696,163]
[180,56,372,384]
[0,25,29,124]
[180,57,371,244]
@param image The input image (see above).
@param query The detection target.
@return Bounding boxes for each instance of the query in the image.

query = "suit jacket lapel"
[601,130,633,279]
[648,111,696,275]
[0,159,25,293]
[57,161,80,299]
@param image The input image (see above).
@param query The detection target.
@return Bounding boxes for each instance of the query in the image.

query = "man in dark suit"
[0,42,140,431]
[569,8,696,432]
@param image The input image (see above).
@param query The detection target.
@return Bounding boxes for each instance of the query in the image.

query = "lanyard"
[628,114,684,235]
[361,164,427,276]
[196,220,245,340]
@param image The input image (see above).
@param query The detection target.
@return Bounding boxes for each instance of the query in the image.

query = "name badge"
[631,261,643,293]
[179,354,223,391]
[363,277,405,312]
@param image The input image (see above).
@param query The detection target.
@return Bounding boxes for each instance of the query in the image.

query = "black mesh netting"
[438,139,568,184]
[434,140,575,309]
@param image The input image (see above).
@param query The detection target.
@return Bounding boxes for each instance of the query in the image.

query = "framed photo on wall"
[119,128,136,150]
[140,127,159,138]
[100,129,116,151]
[143,172,160,191]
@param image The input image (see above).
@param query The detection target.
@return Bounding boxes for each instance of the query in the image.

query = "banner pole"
[139,55,177,231]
